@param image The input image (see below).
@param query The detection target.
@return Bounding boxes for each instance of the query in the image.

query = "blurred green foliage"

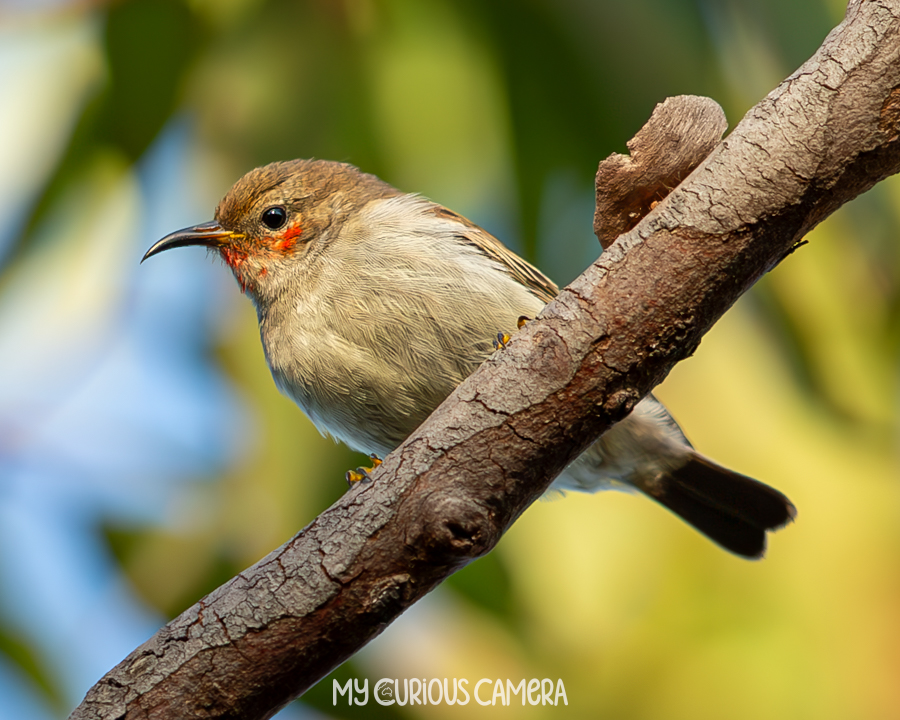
[0,624,65,714]
[2,0,899,718]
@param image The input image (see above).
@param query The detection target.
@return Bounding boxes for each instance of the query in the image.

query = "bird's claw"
[345,469,365,485]
[345,453,383,487]
[492,317,532,351]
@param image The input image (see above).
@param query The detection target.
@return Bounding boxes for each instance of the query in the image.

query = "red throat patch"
[220,245,248,272]
[219,246,250,293]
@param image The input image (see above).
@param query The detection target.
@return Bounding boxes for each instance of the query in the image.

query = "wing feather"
[427,205,559,304]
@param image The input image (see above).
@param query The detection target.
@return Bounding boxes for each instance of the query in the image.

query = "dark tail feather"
[638,455,796,559]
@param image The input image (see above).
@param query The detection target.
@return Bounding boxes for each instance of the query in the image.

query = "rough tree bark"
[71,1,900,718]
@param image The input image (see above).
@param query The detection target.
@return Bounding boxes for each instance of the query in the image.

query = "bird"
[143,158,795,558]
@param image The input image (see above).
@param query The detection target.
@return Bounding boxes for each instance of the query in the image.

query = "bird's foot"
[492,316,532,351]
[345,453,383,486]
[492,332,511,350]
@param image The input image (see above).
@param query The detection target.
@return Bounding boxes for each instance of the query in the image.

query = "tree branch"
[71,1,900,718]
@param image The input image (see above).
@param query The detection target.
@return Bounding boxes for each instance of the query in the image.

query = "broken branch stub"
[593,95,728,248]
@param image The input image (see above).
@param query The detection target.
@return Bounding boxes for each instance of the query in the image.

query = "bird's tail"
[633,454,796,558]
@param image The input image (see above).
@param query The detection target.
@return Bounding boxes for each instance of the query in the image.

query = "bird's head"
[142,159,399,301]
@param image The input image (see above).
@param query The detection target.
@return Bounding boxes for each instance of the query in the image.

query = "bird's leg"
[492,316,532,350]
[345,453,383,486]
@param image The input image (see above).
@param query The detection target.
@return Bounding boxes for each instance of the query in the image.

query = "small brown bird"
[144,159,795,558]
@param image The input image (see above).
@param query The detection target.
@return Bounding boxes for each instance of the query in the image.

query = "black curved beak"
[141,221,244,263]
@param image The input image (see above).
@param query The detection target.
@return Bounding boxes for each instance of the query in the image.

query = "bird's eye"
[261,206,287,230]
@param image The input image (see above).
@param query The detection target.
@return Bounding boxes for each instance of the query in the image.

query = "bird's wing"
[428,205,559,304]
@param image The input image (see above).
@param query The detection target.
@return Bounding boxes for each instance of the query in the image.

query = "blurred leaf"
[0,622,64,713]
[100,0,203,161]
[13,0,203,265]
[453,0,715,260]
[103,521,240,618]
[444,551,518,626]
